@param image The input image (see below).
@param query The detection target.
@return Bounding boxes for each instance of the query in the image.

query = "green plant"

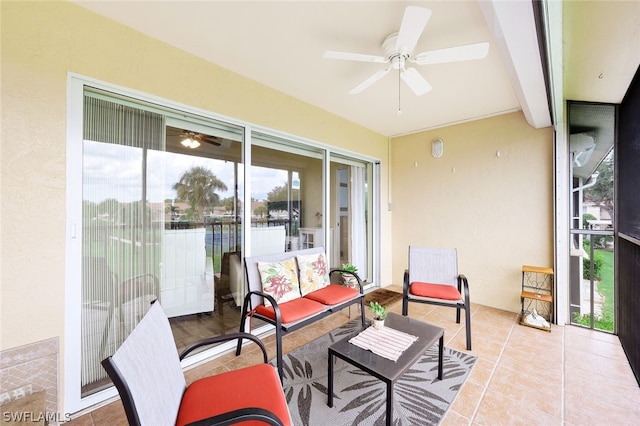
[582,213,597,229]
[583,250,605,280]
[368,301,387,320]
[339,264,359,289]
[339,263,358,275]
[574,249,614,332]
[572,311,614,331]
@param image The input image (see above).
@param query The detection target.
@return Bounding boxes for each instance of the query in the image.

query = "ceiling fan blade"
[395,6,431,55]
[323,50,387,63]
[349,67,391,94]
[200,135,221,146]
[401,67,432,96]
[413,42,490,65]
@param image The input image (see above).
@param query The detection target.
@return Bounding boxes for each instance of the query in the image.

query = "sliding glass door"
[81,95,166,396]
[330,155,373,285]
[79,92,245,396]
[67,77,379,411]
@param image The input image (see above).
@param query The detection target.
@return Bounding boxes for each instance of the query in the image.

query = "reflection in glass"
[250,142,319,256]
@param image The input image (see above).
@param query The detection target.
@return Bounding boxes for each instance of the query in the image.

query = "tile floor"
[68,286,640,425]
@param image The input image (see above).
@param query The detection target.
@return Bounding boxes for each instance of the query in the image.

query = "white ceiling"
[73,0,546,136]
[73,1,640,138]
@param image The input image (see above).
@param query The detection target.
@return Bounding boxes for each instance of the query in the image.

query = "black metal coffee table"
[327,312,444,426]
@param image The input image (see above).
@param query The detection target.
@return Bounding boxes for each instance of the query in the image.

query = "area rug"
[364,288,403,308]
[273,319,476,426]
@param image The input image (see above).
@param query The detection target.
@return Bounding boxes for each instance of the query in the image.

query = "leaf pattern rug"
[273,319,476,426]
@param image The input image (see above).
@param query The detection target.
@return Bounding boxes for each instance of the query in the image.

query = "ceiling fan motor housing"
[382,33,410,67]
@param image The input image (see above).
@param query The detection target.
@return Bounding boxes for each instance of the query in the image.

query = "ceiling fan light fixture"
[181,137,200,149]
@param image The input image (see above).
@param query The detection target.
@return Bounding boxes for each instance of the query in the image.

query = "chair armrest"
[179,332,269,364]
[457,274,470,301]
[329,269,364,293]
[240,290,284,329]
[403,269,410,297]
[184,407,285,426]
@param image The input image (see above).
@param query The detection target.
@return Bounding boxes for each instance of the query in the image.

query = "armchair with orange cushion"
[402,246,471,350]
[102,301,291,426]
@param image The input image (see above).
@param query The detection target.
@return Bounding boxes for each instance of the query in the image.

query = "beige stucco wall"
[390,112,554,313]
[0,0,390,356]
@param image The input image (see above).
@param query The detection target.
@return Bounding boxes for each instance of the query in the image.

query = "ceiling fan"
[177,130,221,149]
[323,6,490,97]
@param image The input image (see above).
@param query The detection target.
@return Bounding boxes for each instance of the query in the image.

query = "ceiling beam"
[479,0,551,129]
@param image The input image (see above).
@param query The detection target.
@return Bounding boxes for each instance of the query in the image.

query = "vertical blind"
[80,95,164,395]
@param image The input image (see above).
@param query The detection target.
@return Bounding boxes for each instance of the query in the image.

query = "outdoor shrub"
[582,213,597,229]
[572,311,614,332]
[583,250,604,280]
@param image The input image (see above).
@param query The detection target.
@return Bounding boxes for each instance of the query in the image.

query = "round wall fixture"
[432,138,444,158]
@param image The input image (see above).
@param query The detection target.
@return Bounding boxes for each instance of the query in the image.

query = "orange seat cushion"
[303,284,360,305]
[410,282,461,300]
[176,363,290,426]
[255,297,325,324]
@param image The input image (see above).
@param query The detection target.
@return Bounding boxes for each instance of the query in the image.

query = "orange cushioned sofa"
[235,247,366,381]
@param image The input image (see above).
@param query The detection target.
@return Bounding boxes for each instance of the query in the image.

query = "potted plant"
[339,263,359,288]
[368,301,387,330]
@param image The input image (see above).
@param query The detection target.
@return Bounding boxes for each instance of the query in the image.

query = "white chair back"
[408,247,458,286]
[108,302,186,425]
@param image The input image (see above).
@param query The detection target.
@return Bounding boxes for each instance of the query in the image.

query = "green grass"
[573,249,614,332]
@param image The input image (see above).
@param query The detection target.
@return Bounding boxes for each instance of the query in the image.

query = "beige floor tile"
[565,347,636,384]
[442,409,472,426]
[564,364,640,414]
[484,366,562,419]
[565,401,640,426]
[473,387,558,425]
[564,324,621,343]
[450,379,485,420]
[448,331,504,362]
[471,319,513,342]
[509,323,563,344]
[403,301,438,319]
[564,331,629,362]
[466,358,495,387]
[473,307,517,328]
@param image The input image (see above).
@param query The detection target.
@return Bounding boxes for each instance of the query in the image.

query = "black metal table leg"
[327,349,334,407]
[386,380,393,426]
[438,334,444,380]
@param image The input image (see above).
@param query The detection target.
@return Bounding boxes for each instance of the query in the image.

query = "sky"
[83,141,287,204]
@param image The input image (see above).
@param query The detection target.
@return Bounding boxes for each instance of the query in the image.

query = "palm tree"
[172,166,227,223]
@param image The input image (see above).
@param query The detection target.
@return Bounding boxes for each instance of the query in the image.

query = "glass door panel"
[163,119,245,352]
[250,133,324,257]
[330,155,373,285]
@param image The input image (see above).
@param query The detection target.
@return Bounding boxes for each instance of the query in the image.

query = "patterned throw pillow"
[257,258,301,307]
[296,253,330,296]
